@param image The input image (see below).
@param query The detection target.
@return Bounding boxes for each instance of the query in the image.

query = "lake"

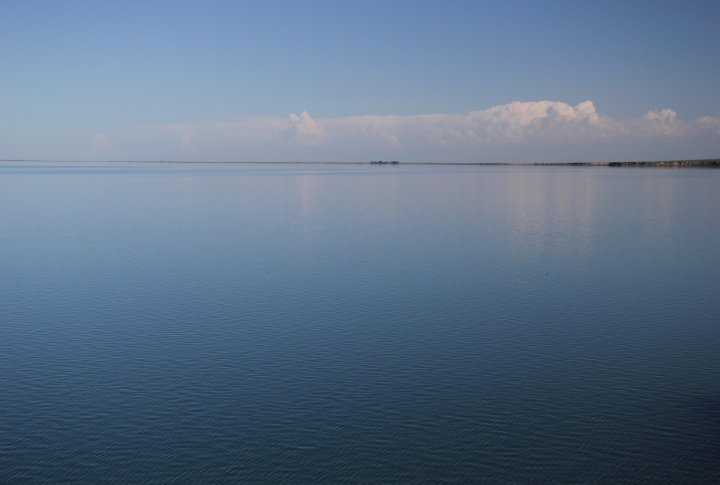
[1,162,719,482]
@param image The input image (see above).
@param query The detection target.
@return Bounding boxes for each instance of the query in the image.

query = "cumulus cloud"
[695,116,720,135]
[630,108,686,136]
[289,111,326,145]
[140,100,718,161]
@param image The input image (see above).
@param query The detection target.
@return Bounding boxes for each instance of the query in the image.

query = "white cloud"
[464,100,610,143]
[630,108,686,136]
[696,116,720,135]
[289,111,326,145]
[128,100,719,161]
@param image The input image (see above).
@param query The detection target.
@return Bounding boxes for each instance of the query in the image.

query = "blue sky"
[1,0,719,162]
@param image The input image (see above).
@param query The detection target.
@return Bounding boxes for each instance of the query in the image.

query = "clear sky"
[2,0,719,162]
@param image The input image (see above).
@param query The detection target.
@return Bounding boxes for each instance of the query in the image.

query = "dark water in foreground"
[1,162,719,482]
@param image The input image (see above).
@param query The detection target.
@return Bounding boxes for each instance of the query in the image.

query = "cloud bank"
[126,100,719,162]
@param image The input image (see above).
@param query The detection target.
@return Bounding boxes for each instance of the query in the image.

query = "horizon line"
[1,158,719,167]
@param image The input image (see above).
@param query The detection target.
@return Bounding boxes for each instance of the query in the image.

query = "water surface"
[1,162,719,482]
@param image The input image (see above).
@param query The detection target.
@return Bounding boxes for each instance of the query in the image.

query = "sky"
[1,0,719,163]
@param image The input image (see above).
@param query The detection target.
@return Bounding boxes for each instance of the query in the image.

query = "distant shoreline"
[365,159,720,168]
[0,158,718,167]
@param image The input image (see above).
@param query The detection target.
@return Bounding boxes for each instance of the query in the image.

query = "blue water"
[1,162,719,482]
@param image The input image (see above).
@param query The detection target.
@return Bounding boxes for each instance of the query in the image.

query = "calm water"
[1,162,719,482]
